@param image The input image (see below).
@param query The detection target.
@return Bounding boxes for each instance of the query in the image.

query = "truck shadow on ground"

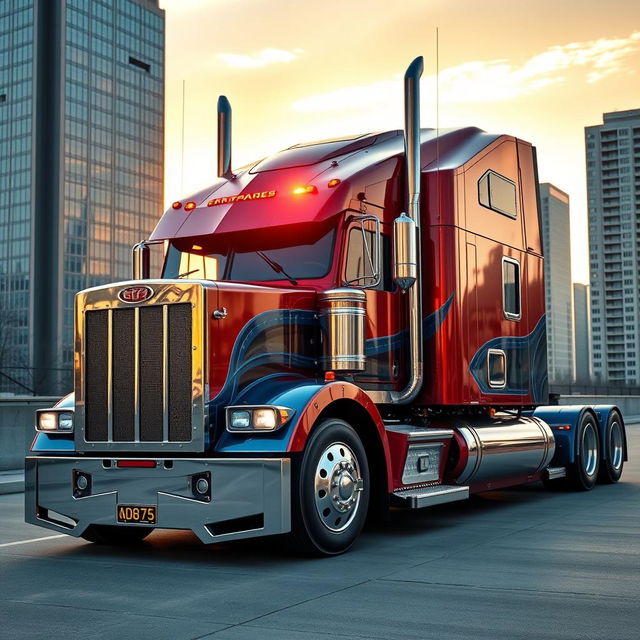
[53,481,579,568]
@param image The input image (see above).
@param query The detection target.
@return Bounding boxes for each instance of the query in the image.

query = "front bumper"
[25,456,291,544]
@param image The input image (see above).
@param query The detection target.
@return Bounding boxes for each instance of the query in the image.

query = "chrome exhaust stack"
[217,95,234,179]
[390,55,424,404]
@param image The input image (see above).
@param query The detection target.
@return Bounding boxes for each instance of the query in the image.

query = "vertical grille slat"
[84,301,197,446]
[85,310,109,441]
[168,303,193,442]
[139,306,164,441]
[112,309,136,441]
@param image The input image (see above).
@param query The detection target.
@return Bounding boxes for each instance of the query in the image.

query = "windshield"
[162,228,335,284]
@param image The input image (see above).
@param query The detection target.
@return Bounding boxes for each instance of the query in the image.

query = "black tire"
[598,410,625,484]
[81,525,153,545]
[291,418,370,555]
[570,412,600,491]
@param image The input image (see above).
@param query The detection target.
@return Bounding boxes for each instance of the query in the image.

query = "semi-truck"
[26,57,627,555]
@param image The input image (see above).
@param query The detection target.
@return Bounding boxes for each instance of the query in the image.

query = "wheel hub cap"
[314,443,363,532]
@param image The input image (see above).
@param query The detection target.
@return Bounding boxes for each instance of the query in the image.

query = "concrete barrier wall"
[0,397,59,470]
[1,395,639,472]
[558,395,640,420]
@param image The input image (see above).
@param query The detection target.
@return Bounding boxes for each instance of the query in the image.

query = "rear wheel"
[291,418,369,555]
[570,412,600,491]
[599,411,625,484]
[81,525,153,545]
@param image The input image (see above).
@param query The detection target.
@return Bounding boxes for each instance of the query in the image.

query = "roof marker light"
[184,201,197,211]
[327,179,341,188]
[192,244,203,251]
[172,201,182,209]
[292,185,318,195]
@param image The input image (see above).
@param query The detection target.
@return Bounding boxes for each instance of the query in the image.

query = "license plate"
[116,504,157,525]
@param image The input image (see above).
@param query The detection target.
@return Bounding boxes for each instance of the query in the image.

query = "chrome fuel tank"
[452,416,555,486]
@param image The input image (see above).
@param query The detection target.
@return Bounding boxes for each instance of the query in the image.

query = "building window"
[0,93,6,103]
[478,170,517,219]
[502,257,521,320]
[128,56,151,73]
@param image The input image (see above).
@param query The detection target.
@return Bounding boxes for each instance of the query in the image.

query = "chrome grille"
[76,281,207,452]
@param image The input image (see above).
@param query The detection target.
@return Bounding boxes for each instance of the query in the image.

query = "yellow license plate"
[116,504,157,525]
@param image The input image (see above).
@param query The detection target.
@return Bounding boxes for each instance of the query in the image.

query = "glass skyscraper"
[539,183,575,384]
[0,0,164,395]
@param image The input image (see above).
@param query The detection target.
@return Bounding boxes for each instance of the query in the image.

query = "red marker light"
[292,185,318,195]
[324,371,336,382]
[184,201,197,211]
[172,201,182,210]
[327,179,341,188]
[116,460,157,468]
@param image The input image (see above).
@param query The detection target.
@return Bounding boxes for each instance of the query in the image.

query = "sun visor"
[150,164,351,242]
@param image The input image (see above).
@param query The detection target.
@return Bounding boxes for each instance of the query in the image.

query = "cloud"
[292,31,640,112]
[217,48,303,69]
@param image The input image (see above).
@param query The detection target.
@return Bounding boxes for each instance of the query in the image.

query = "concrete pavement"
[0,424,638,640]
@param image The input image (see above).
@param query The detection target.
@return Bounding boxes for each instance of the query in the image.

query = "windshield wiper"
[256,252,298,286]
[177,269,199,278]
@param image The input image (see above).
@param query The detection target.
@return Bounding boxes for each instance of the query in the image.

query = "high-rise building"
[0,0,164,395]
[586,109,640,385]
[573,283,592,382]
[539,183,574,384]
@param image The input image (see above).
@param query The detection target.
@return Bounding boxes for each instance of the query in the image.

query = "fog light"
[76,474,88,491]
[195,478,209,495]
[229,410,251,429]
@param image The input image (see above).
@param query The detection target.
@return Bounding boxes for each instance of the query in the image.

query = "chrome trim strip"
[133,306,140,442]
[107,309,113,441]
[162,304,169,442]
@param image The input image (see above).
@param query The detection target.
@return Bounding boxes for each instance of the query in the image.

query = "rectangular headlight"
[36,409,74,433]
[226,406,292,433]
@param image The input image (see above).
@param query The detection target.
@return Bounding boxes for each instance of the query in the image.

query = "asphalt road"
[1,425,639,640]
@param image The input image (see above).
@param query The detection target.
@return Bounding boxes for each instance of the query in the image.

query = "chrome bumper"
[25,456,291,544]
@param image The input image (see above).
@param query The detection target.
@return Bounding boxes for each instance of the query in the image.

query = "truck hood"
[207,281,319,407]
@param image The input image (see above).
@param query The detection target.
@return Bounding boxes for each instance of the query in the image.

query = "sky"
[158,0,640,284]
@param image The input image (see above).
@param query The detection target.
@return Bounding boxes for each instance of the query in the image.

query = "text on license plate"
[116,504,157,525]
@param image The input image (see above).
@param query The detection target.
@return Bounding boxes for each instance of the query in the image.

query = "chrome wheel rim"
[581,422,598,477]
[609,421,624,470]
[314,442,363,533]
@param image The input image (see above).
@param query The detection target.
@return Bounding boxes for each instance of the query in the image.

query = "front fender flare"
[215,382,391,477]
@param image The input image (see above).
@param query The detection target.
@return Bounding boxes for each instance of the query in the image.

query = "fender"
[215,380,393,491]
[532,405,597,467]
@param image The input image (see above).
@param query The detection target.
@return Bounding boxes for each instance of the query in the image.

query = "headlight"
[226,406,293,432]
[36,409,74,433]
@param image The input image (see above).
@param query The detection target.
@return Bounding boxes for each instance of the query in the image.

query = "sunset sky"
[158,0,640,284]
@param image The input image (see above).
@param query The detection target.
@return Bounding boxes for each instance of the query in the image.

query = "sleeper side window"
[478,170,517,219]
[502,257,521,320]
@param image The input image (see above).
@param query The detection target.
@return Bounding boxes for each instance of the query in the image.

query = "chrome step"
[392,484,469,509]
[384,424,454,441]
[546,466,567,480]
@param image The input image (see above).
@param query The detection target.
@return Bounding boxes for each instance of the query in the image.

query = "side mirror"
[393,212,417,289]
[343,215,381,289]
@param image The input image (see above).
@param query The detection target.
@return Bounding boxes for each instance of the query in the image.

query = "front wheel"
[81,525,153,545]
[291,418,370,555]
